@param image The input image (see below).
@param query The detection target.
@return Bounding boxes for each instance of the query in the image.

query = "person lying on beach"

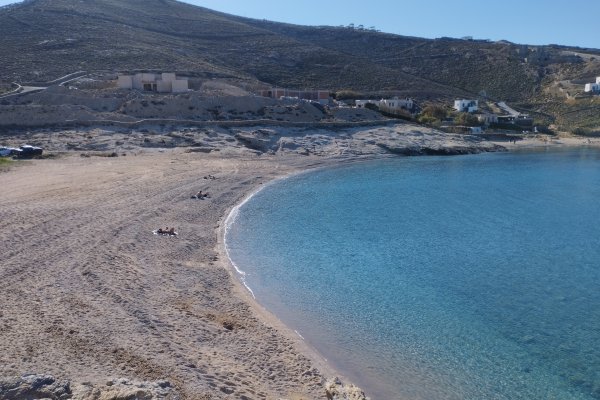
[156,227,177,236]
[191,191,209,199]
[203,175,216,180]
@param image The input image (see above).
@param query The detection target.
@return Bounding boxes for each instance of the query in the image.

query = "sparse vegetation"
[420,105,448,121]
[454,112,480,127]
[0,157,13,171]
[0,0,598,129]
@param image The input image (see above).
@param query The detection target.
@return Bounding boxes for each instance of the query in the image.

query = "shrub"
[417,115,438,125]
[572,127,591,136]
[455,112,480,126]
[420,105,447,121]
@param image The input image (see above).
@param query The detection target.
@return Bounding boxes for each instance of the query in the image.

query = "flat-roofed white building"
[380,97,414,111]
[356,97,414,111]
[477,113,498,125]
[117,73,188,93]
[584,77,600,93]
[117,75,133,89]
[355,99,379,108]
[454,99,478,113]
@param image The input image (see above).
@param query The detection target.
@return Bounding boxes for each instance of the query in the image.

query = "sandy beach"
[1,124,598,399]
[0,147,344,399]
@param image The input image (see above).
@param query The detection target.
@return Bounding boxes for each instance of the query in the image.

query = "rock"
[0,374,72,400]
[323,377,369,400]
[156,380,171,389]
[0,375,177,400]
[234,132,273,152]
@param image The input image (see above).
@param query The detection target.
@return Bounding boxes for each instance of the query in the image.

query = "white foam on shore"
[223,164,336,302]
[223,168,316,300]
[223,184,270,300]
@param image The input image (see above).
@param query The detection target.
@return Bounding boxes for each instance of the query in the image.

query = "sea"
[225,148,600,400]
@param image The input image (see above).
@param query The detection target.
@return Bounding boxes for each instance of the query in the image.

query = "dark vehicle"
[0,146,21,157]
[18,145,43,158]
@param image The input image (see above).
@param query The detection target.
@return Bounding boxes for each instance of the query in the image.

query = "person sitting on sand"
[168,227,175,235]
[157,228,164,234]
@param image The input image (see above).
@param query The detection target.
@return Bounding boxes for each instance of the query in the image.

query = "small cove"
[225,148,600,399]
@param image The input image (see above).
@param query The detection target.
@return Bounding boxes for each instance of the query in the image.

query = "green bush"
[455,112,480,126]
[0,157,13,170]
[417,115,438,125]
[420,105,448,121]
[572,127,593,136]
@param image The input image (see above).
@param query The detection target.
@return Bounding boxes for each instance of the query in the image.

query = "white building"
[477,113,498,125]
[454,99,478,113]
[356,97,414,111]
[380,97,414,111]
[117,73,188,93]
[355,99,379,108]
[584,77,600,93]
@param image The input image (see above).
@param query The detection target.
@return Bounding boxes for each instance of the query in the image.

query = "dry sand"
[0,149,343,399]
[1,125,597,399]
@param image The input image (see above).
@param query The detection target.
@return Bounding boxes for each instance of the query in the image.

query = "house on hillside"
[356,97,414,112]
[355,99,379,108]
[497,114,534,128]
[379,97,414,111]
[117,73,189,93]
[477,113,499,125]
[454,99,478,113]
[260,88,330,104]
[584,77,600,93]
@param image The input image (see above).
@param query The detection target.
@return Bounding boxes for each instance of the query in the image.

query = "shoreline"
[1,125,598,399]
[214,134,600,399]
[217,156,389,389]
[216,140,600,400]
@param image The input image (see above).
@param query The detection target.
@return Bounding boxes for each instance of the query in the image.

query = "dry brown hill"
[1,0,600,130]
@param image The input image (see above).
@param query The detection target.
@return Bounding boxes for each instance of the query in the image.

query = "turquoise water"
[225,149,600,399]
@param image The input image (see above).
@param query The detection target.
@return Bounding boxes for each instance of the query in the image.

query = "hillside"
[1,0,600,130]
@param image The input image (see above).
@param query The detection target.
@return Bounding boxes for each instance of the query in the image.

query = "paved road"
[496,101,521,116]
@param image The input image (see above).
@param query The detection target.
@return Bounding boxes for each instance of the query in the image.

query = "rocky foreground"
[0,373,367,400]
[0,121,503,158]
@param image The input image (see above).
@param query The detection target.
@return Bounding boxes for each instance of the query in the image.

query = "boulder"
[323,377,370,400]
[0,374,71,400]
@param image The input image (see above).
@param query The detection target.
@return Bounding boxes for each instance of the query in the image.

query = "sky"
[1,0,598,49]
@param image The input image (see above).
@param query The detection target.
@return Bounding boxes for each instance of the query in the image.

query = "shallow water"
[226,148,600,399]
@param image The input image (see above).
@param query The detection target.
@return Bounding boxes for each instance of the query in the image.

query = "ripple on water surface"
[226,149,600,399]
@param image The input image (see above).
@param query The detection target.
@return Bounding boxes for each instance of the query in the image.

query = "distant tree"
[364,102,379,111]
[455,112,480,126]
[420,105,448,121]
[417,115,439,126]
[572,127,591,136]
